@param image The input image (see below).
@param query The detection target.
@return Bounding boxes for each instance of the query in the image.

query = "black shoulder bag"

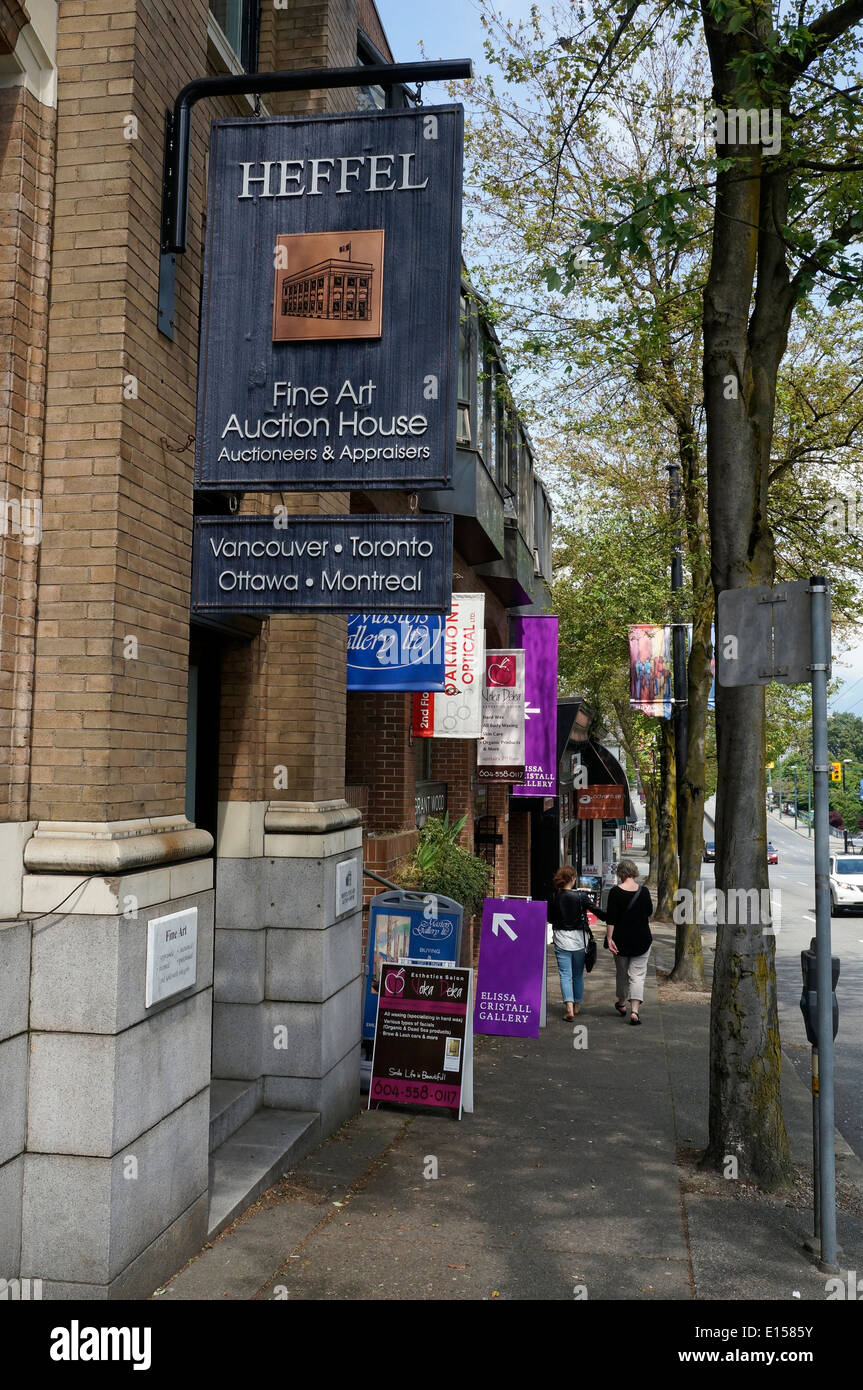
[579,894,598,973]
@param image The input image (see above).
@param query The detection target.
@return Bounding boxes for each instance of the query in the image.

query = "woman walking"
[550,864,593,1021]
[599,859,653,1025]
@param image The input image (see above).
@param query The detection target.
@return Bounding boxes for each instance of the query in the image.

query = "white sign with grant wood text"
[336,858,359,915]
[145,908,198,1007]
[477,649,526,782]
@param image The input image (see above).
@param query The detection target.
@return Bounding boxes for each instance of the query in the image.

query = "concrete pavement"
[155,907,863,1302]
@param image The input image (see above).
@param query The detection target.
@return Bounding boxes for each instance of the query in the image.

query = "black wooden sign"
[192,513,452,614]
[195,106,463,492]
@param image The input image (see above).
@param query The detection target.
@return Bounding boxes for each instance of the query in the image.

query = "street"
[700,809,863,1162]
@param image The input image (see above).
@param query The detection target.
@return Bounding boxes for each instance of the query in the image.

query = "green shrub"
[393,814,491,918]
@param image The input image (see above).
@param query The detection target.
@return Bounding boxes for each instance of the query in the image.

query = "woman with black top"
[597,858,653,1025]
[549,864,593,1021]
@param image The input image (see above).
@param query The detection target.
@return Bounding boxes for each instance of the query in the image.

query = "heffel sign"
[192,514,451,614]
[195,108,463,492]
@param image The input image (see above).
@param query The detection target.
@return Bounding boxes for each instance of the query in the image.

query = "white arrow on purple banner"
[491,912,518,941]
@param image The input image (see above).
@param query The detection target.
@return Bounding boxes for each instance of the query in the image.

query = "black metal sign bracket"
[157,58,472,338]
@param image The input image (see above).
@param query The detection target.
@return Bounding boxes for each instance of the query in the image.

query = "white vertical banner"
[412,592,485,738]
[477,649,526,781]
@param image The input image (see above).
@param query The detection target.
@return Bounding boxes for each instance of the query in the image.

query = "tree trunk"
[656,717,678,918]
[700,20,793,1185]
[646,780,659,887]
[671,420,711,985]
[672,595,711,984]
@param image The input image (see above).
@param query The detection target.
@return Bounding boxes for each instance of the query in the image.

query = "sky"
[373,0,863,720]
[374,0,523,69]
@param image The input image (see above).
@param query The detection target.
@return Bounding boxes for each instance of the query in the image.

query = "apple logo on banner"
[487,655,516,687]
[384,968,405,996]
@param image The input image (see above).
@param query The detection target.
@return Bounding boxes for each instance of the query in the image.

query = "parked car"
[830,855,863,915]
[767,843,778,864]
[782,802,795,815]
[703,841,715,862]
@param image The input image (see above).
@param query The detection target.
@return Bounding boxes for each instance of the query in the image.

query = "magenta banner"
[512,614,558,797]
[474,897,548,1038]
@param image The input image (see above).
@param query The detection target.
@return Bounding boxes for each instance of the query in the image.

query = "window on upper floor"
[457,293,472,445]
[209,0,260,73]
[357,28,414,110]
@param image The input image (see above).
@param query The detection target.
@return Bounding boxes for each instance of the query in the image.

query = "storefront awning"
[578,740,635,822]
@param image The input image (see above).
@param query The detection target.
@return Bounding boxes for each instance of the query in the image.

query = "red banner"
[577,785,625,819]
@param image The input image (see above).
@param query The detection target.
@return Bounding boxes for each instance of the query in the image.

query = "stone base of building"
[213,798,364,1147]
[1,803,364,1299]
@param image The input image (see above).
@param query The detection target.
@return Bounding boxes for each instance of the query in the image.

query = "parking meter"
[800,938,839,1047]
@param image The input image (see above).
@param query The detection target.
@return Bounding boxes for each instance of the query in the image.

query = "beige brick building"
[0,0,553,1298]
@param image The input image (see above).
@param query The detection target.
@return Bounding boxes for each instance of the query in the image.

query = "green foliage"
[393,816,492,918]
[828,783,863,831]
[827,712,863,762]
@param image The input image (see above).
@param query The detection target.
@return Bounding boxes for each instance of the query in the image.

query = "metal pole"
[810,575,837,1271]
[808,767,813,837]
[667,463,687,859]
[794,767,798,830]
[812,1047,821,1241]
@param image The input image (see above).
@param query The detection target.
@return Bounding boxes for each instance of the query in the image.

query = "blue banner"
[347,612,445,691]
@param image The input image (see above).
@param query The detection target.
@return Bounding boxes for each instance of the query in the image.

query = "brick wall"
[26,0,214,823]
[0,82,55,823]
[507,805,531,896]
[357,0,392,59]
[261,0,360,115]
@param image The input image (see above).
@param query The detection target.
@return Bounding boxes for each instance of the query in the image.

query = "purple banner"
[473,897,548,1038]
[512,614,558,797]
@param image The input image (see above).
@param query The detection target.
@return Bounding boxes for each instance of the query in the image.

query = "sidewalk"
[156,920,863,1301]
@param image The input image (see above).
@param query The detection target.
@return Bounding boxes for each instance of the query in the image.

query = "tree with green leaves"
[462,0,863,1186]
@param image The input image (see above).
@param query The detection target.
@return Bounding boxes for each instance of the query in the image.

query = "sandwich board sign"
[474,897,547,1038]
[369,961,473,1118]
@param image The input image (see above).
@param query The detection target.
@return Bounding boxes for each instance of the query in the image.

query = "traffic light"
[830,761,842,783]
[800,941,839,1048]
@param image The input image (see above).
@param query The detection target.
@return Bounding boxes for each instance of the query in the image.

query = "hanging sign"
[511,614,558,797]
[347,612,445,690]
[192,513,451,614]
[577,785,625,819]
[412,592,485,737]
[195,107,463,492]
[628,624,672,718]
[477,649,525,782]
[473,897,547,1038]
[369,961,473,1117]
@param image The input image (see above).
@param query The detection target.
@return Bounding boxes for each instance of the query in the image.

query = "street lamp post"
[794,767,799,830]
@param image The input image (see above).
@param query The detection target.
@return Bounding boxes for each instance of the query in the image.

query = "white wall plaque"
[336,859,359,916]
[145,907,198,1007]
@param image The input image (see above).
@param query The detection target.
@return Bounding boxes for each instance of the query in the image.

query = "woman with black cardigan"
[549,863,594,1021]
[595,858,653,1025]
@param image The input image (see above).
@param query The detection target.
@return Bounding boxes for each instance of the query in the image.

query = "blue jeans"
[554,945,586,1005]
